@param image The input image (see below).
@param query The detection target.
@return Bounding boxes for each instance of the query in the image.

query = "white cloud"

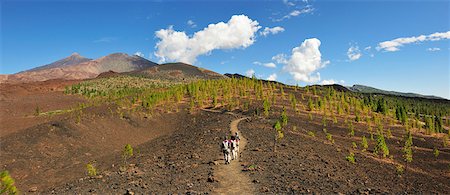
[320,79,345,85]
[364,46,371,51]
[272,53,288,64]
[376,31,450,52]
[267,73,277,81]
[154,15,261,64]
[245,69,255,77]
[134,51,145,57]
[273,6,314,22]
[283,0,295,6]
[427,47,441,52]
[253,61,277,68]
[187,20,197,28]
[260,26,285,37]
[347,45,362,61]
[281,38,330,83]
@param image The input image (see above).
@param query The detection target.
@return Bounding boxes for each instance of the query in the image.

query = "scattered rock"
[261,186,269,192]
[207,175,215,182]
[208,161,219,166]
[125,188,134,195]
[28,186,38,192]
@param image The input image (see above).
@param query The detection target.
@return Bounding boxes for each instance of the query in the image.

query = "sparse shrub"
[346,152,356,164]
[189,98,195,113]
[308,113,313,121]
[326,133,334,144]
[443,135,448,147]
[307,131,315,137]
[355,113,361,122]
[386,129,392,139]
[361,136,368,152]
[348,123,355,136]
[273,120,284,152]
[0,170,18,195]
[273,120,283,139]
[352,142,357,149]
[86,162,97,176]
[433,148,440,158]
[34,106,40,116]
[122,144,134,165]
[396,164,404,175]
[333,115,338,124]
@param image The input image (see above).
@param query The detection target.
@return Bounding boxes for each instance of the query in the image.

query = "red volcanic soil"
[0,79,86,137]
[0,80,449,194]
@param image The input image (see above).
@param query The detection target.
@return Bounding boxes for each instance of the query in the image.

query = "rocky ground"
[1,81,449,194]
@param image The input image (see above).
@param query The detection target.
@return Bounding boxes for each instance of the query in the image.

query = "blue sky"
[1,0,449,98]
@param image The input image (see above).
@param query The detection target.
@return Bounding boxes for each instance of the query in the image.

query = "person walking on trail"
[234,132,240,154]
[221,136,231,164]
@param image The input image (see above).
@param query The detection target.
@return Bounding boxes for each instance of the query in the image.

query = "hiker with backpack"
[230,138,237,160]
[234,132,240,155]
[221,136,231,164]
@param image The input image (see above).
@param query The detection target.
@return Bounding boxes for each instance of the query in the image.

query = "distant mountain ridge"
[348,84,445,100]
[1,53,225,84]
[131,62,226,82]
[22,52,92,73]
[2,53,158,83]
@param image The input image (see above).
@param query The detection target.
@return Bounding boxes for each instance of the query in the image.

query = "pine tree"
[263,98,271,117]
[281,107,288,126]
[308,97,314,111]
[361,136,368,152]
[374,132,389,158]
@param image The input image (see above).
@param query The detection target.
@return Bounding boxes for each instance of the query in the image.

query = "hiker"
[221,136,231,164]
[234,132,240,154]
[230,139,237,160]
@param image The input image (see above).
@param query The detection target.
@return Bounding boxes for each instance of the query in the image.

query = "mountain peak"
[71,52,81,56]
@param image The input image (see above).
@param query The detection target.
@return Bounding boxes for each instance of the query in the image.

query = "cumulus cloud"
[273,6,314,22]
[347,45,362,61]
[427,47,441,52]
[134,51,145,57]
[272,53,288,64]
[253,61,277,68]
[187,20,197,28]
[267,73,277,81]
[376,31,450,52]
[245,69,255,77]
[281,38,330,83]
[154,15,261,64]
[320,79,345,85]
[260,26,285,37]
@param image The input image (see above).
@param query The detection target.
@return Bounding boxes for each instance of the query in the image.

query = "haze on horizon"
[1,0,449,99]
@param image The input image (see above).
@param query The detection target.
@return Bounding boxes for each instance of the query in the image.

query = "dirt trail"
[213,117,255,194]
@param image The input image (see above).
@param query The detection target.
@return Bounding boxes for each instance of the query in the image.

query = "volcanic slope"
[1,76,449,194]
[3,53,158,83]
[130,62,227,82]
